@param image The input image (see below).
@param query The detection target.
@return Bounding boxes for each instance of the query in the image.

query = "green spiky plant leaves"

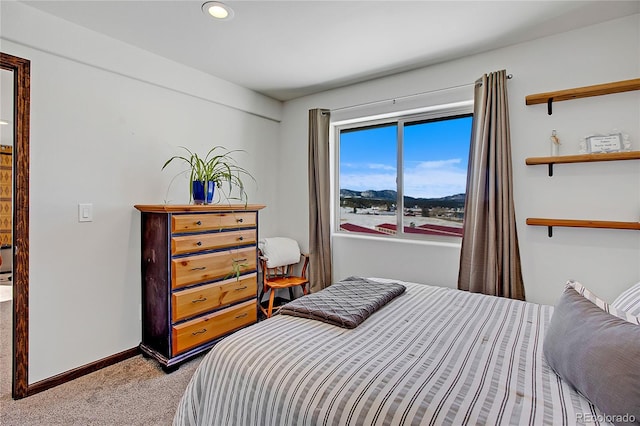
[162,146,255,205]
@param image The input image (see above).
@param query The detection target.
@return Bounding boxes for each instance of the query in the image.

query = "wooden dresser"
[134,204,265,371]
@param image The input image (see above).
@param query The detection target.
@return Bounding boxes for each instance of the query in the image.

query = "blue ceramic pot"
[192,181,215,204]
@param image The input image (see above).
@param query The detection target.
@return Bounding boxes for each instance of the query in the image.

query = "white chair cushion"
[259,237,300,268]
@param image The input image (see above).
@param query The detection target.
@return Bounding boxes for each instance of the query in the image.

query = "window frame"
[333,102,473,243]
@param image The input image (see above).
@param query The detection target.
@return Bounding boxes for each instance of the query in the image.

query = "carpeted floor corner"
[0,300,203,425]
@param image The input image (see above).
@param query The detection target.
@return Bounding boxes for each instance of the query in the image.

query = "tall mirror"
[0,52,30,400]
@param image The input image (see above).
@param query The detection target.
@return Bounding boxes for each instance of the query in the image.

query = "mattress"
[174,279,608,425]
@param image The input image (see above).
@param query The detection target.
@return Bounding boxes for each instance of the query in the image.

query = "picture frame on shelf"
[586,133,622,153]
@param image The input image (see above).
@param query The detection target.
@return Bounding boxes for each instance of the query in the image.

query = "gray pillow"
[544,287,640,425]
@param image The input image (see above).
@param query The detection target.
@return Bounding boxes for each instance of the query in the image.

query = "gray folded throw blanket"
[279,276,406,328]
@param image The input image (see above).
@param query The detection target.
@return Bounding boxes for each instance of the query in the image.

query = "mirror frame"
[1,52,30,399]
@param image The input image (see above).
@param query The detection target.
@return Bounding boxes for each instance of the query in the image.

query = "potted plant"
[162,146,255,205]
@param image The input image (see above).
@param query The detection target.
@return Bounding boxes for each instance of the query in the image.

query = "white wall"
[1,2,282,383]
[279,14,640,306]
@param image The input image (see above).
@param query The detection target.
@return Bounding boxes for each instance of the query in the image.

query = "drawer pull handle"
[235,313,248,319]
[234,286,248,291]
[192,328,207,336]
[233,258,248,263]
[191,266,206,271]
[196,241,202,246]
[237,236,244,241]
[237,218,244,223]
[191,297,207,303]
[195,220,202,226]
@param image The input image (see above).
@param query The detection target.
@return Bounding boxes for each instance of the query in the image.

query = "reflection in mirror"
[1,68,13,129]
[0,69,14,287]
[0,66,14,400]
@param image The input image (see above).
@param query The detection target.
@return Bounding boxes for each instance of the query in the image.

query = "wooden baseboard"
[25,347,140,397]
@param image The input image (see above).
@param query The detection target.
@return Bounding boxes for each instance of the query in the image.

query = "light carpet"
[0,300,203,425]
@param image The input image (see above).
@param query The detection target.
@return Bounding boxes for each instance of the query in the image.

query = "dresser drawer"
[171,229,256,255]
[172,212,256,233]
[172,273,257,322]
[171,246,256,289]
[172,299,256,355]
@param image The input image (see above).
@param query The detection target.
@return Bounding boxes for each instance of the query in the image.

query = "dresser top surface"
[134,204,266,213]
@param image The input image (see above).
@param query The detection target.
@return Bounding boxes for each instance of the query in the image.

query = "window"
[337,108,473,240]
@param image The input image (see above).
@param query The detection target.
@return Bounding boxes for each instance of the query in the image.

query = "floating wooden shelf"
[526,150,640,165]
[525,79,640,237]
[525,151,640,176]
[525,78,640,114]
[526,218,640,237]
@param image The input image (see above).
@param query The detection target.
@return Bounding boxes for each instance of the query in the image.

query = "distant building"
[340,223,387,235]
[341,220,463,237]
[374,223,463,237]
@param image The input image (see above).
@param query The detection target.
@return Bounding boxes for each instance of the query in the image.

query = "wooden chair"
[258,238,310,318]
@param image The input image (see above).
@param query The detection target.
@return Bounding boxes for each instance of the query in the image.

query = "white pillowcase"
[612,281,640,317]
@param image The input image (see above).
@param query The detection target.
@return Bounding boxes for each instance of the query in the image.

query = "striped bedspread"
[174,279,608,426]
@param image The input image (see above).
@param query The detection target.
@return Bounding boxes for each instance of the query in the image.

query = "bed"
[174,278,638,426]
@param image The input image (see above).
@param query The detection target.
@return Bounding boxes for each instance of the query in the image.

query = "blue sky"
[340,115,472,199]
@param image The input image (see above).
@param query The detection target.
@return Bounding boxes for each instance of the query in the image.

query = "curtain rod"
[328,73,513,114]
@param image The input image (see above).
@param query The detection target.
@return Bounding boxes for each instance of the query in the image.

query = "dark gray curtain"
[308,108,332,292]
[458,70,525,300]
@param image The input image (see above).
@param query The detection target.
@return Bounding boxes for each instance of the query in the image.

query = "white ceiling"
[21,0,640,101]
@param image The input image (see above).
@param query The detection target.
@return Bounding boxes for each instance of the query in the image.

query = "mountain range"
[340,189,465,209]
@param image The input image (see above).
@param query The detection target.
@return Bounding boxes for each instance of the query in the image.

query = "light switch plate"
[78,203,93,222]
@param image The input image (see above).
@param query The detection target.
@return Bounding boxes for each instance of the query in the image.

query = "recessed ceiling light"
[202,2,234,21]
